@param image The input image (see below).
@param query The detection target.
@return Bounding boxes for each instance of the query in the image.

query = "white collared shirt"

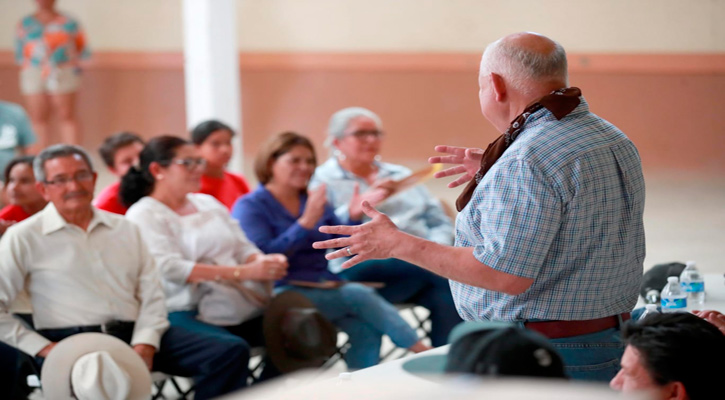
[0,203,169,356]
[125,194,261,312]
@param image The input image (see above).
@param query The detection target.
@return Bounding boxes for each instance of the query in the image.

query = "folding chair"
[379,303,433,361]
[151,373,194,400]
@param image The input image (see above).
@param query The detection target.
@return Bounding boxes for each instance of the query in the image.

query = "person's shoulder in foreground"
[610,312,725,399]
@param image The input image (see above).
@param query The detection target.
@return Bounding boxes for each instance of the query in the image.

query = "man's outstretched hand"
[313,201,401,269]
[428,145,484,188]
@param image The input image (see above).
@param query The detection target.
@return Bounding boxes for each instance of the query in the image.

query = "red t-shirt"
[93,180,128,215]
[199,171,251,210]
[0,204,31,222]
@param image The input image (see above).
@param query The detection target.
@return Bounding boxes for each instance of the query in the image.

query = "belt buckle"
[100,322,109,334]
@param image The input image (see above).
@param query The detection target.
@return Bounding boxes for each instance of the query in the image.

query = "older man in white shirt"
[0,144,249,399]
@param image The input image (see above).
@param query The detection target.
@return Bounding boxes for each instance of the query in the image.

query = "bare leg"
[50,92,81,146]
[24,94,51,153]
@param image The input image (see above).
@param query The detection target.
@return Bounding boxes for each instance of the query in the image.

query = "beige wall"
[1,0,724,52]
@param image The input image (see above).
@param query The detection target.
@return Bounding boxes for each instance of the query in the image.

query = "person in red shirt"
[93,131,144,214]
[0,155,47,235]
[192,120,251,210]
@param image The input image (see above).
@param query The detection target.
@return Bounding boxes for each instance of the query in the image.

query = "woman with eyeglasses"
[312,107,462,348]
[120,135,288,385]
[232,132,430,369]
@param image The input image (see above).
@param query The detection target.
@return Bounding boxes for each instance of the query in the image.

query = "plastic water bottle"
[638,304,660,320]
[679,260,705,305]
[661,276,687,313]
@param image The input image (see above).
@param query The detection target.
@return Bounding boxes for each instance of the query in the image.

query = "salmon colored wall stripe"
[1,51,725,73]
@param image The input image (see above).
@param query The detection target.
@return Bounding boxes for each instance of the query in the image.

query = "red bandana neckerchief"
[455,87,582,211]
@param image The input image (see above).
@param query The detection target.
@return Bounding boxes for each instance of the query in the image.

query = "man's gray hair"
[325,107,383,149]
[34,144,95,183]
[480,34,568,95]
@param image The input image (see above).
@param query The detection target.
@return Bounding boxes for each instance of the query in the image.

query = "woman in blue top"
[232,132,430,369]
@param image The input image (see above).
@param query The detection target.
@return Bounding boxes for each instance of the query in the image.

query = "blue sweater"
[231,186,357,285]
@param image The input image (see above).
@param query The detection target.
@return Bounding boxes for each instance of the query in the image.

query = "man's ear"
[490,73,507,102]
[36,181,50,202]
[662,381,688,400]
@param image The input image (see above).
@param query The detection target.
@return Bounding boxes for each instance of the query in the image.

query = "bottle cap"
[686,261,697,268]
[667,276,679,283]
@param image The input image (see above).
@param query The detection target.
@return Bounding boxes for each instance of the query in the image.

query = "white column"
[182,0,243,172]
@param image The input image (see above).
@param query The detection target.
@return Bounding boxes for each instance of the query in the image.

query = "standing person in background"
[192,120,251,209]
[314,32,645,381]
[0,101,36,196]
[15,0,90,150]
[312,107,462,348]
[94,131,144,215]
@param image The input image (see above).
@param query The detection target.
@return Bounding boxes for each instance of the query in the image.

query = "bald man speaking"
[314,32,645,382]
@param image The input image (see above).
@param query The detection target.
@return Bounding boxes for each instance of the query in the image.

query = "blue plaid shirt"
[453,97,645,321]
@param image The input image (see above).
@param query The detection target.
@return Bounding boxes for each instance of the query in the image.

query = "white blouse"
[126,193,261,312]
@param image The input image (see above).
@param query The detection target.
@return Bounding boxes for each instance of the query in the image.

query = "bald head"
[480,32,568,97]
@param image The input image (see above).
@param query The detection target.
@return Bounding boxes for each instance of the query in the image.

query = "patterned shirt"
[453,97,646,322]
[15,13,90,75]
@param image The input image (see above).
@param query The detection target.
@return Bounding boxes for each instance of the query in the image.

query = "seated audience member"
[122,136,288,381]
[232,132,430,369]
[610,312,725,399]
[94,131,144,214]
[0,145,251,400]
[311,107,462,347]
[192,120,251,209]
[1,156,46,236]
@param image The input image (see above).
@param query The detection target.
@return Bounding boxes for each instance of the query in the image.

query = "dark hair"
[254,132,316,185]
[3,155,36,183]
[622,312,725,399]
[34,144,94,183]
[98,131,144,168]
[190,120,234,145]
[119,135,189,207]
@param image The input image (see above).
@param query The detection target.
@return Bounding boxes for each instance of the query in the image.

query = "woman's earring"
[156,174,164,180]
[374,154,382,162]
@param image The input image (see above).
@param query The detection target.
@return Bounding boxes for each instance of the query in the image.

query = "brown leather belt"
[524,313,630,339]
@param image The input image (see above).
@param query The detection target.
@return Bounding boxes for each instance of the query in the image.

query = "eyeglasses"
[168,157,207,171]
[346,129,384,140]
[44,171,94,186]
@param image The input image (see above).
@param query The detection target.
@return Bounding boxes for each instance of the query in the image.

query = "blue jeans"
[279,283,420,369]
[515,321,626,382]
[339,258,462,347]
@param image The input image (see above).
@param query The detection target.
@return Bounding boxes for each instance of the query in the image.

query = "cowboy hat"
[263,290,338,373]
[41,332,152,400]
